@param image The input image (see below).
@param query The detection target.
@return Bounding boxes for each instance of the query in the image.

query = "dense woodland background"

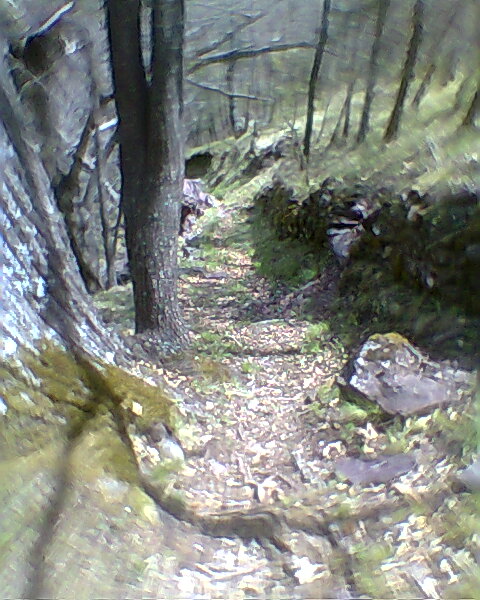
[2,0,478,299]
[183,0,478,145]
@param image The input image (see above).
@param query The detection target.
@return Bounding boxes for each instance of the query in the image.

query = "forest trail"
[155,202,364,597]
[93,193,476,598]
[169,202,347,513]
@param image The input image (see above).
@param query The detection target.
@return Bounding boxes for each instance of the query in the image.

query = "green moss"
[150,459,185,486]
[102,364,178,433]
[337,385,386,422]
[240,360,262,374]
[331,501,353,520]
[447,568,480,600]
[72,414,139,484]
[250,214,325,286]
[301,322,332,354]
[336,402,369,425]
[353,541,394,598]
[126,487,159,523]
[24,344,94,412]
[244,89,479,363]
[334,257,480,365]
[194,357,233,382]
[435,494,480,549]
[1,341,181,492]
[429,405,478,457]
[1,351,87,458]
[155,488,188,517]
[193,330,240,358]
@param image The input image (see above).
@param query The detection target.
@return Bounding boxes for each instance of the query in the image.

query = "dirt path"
[169,207,346,514]
[152,205,361,597]
[155,200,476,599]
[91,196,477,599]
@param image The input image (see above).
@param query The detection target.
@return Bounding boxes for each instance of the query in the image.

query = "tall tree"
[384,0,424,143]
[357,0,390,143]
[303,0,331,160]
[411,3,459,109]
[340,14,364,142]
[107,0,188,353]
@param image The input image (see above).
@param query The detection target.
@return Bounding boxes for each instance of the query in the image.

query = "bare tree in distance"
[384,0,424,143]
[303,0,331,160]
[357,0,390,144]
[411,2,460,109]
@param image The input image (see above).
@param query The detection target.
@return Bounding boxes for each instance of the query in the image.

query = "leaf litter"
[94,192,479,598]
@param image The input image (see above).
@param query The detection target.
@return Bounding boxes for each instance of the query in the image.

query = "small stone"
[457,459,480,492]
[335,454,416,485]
[158,438,185,462]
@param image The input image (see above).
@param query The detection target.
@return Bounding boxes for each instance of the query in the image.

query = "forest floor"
[171,203,346,514]
[93,82,480,596]
[94,183,479,599]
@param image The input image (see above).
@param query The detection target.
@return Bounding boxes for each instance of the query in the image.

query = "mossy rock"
[1,341,180,464]
[338,332,473,416]
[102,364,179,432]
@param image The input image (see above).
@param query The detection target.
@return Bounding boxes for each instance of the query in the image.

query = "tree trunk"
[0,46,193,600]
[340,21,362,143]
[412,4,460,109]
[13,15,119,294]
[89,56,117,290]
[411,62,436,108]
[107,0,188,353]
[342,79,355,139]
[357,0,390,144]
[303,0,331,160]
[329,94,347,147]
[439,46,459,86]
[226,60,244,138]
[384,0,424,143]
[142,0,188,348]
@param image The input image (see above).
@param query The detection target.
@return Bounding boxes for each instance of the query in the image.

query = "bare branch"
[188,42,320,74]
[186,78,273,102]
[36,2,74,36]
[195,12,266,58]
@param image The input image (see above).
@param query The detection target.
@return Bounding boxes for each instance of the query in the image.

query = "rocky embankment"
[253,178,480,363]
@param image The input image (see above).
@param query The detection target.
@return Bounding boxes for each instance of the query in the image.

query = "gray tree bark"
[357,0,390,144]
[8,5,121,294]
[0,48,121,361]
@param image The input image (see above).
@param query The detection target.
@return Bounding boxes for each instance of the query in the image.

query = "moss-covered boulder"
[253,178,396,256]
[252,177,479,361]
[337,333,474,416]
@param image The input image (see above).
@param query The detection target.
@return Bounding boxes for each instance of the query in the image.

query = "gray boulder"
[335,454,416,485]
[338,333,473,416]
